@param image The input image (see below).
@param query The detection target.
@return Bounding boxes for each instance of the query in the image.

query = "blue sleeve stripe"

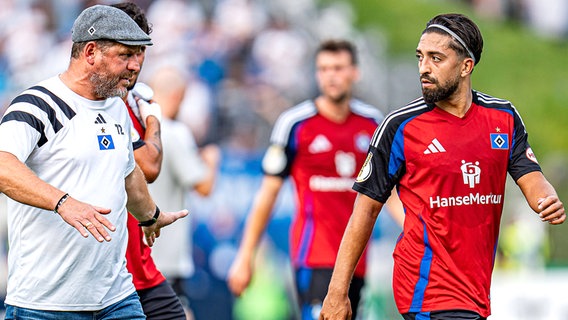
[388,116,415,177]
[30,86,76,120]
[1,111,48,147]
[12,94,63,133]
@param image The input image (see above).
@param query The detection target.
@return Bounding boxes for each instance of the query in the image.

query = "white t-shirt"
[0,76,136,311]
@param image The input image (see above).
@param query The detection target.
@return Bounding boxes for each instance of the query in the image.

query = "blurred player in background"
[228,39,403,320]
[148,65,221,319]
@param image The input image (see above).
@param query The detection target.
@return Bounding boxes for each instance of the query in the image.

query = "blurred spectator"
[147,65,221,318]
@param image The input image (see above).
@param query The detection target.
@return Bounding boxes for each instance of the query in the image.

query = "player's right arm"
[320,193,384,320]
[227,175,284,296]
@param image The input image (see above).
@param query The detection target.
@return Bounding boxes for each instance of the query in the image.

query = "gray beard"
[91,72,127,99]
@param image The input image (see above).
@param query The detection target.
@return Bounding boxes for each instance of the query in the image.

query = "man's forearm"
[125,164,157,222]
[0,151,65,211]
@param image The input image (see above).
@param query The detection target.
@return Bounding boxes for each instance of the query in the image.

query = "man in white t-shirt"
[0,5,187,319]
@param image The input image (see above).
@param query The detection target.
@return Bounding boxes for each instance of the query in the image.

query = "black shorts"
[137,280,186,320]
[401,309,487,320]
[295,267,365,320]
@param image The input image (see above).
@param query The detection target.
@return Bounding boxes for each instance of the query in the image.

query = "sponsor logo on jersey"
[309,176,355,192]
[461,160,480,188]
[429,192,503,208]
[526,147,538,164]
[423,138,446,154]
[98,135,115,150]
[335,151,356,177]
[490,133,509,149]
[309,151,357,192]
[94,113,107,124]
[429,159,503,208]
[308,134,332,154]
[355,152,373,183]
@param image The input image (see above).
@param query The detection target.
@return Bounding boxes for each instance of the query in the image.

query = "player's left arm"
[124,164,188,246]
[384,187,405,227]
[134,115,162,183]
[516,171,565,225]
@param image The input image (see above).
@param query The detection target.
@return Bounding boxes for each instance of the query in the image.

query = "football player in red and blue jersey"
[227,39,404,319]
[320,13,565,320]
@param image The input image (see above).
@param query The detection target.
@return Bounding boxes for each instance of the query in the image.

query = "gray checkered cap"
[71,5,152,46]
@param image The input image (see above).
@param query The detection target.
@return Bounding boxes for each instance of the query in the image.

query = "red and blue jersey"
[353,91,541,317]
[262,99,383,277]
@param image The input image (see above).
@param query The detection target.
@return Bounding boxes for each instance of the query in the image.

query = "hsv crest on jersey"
[98,135,115,150]
[490,133,508,149]
[354,133,371,153]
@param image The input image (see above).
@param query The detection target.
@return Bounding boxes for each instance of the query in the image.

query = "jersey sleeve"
[507,105,542,181]
[261,114,296,178]
[353,117,405,203]
[0,94,53,162]
[131,127,145,150]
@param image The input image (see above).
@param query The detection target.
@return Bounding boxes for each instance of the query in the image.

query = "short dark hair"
[70,40,115,59]
[111,2,152,35]
[423,13,483,65]
[316,39,358,65]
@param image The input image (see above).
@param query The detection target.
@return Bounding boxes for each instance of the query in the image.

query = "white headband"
[427,24,476,63]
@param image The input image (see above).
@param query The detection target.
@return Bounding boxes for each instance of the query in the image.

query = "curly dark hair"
[111,2,152,35]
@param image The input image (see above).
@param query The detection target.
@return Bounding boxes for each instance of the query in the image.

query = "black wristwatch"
[138,206,160,227]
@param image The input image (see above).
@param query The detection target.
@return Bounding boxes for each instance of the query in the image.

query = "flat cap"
[71,5,152,46]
